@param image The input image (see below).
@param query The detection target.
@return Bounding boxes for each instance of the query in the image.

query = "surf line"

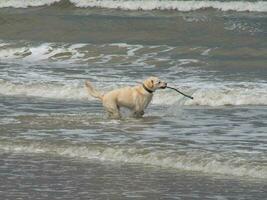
[166,86,194,100]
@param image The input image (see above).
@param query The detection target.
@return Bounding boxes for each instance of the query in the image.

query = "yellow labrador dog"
[85,77,167,118]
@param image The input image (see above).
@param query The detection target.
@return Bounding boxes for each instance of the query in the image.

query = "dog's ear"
[146,79,154,89]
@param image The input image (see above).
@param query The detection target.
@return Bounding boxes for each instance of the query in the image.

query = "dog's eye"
[158,81,161,84]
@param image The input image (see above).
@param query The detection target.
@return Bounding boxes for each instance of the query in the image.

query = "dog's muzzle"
[160,83,167,89]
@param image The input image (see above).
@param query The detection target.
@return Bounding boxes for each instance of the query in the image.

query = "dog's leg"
[103,100,121,119]
[132,102,145,117]
[132,110,144,118]
[107,108,121,119]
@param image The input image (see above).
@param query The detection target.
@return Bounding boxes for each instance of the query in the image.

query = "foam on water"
[154,86,267,106]
[185,87,267,106]
[1,80,267,106]
[0,141,266,179]
[0,80,89,100]
[0,0,266,12]
[1,41,266,106]
[71,0,267,12]
[0,42,87,62]
[0,41,263,70]
[0,0,61,8]
[0,42,140,64]
[0,41,175,63]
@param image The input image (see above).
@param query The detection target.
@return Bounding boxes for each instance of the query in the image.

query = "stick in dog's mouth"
[166,86,194,100]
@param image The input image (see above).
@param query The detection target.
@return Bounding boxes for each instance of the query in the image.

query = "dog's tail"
[85,80,103,101]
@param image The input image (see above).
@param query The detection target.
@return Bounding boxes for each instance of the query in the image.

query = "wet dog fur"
[85,77,167,118]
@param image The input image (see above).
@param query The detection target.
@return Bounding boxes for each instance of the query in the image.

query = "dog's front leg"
[132,110,144,118]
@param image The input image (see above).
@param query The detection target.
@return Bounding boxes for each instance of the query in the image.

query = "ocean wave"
[1,80,267,106]
[0,41,153,64]
[1,140,266,179]
[0,42,87,62]
[0,0,61,8]
[1,41,266,66]
[0,0,266,12]
[0,80,89,100]
[164,86,267,106]
[0,41,200,69]
[1,41,265,68]
[154,85,267,106]
[71,0,267,12]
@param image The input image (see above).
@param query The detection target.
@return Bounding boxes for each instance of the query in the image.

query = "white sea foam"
[0,46,29,59]
[0,42,134,63]
[185,87,267,106]
[1,141,266,179]
[70,0,267,12]
[0,0,61,8]
[1,80,267,106]
[0,41,191,71]
[0,42,88,63]
[0,0,266,12]
[152,83,267,106]
[0,80,90,100]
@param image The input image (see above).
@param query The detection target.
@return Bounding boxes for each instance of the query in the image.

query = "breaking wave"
[0,80,89,100]
[1,41,265,68]
[0,41,173,65]
[71,0,267,12]
[0,0,266,12]
[1,80,267,106]
[1,40,266,107]
[0,140,266,179]
[0,42,88,63]
[0,0,61,8]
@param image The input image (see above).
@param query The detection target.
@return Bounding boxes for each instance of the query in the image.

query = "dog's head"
[143,76,167,93]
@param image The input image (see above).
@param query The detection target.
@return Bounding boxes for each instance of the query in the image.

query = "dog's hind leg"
[103,101,121,119]
[107,107,121,119]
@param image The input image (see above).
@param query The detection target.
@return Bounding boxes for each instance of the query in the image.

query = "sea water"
[0,0,267,199]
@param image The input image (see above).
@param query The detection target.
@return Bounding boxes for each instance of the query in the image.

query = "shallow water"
[1,153,266,200]
[1,0,267,199]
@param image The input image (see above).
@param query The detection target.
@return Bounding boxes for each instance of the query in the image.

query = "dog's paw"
[133,110,145,118]
[140,110,145,116]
